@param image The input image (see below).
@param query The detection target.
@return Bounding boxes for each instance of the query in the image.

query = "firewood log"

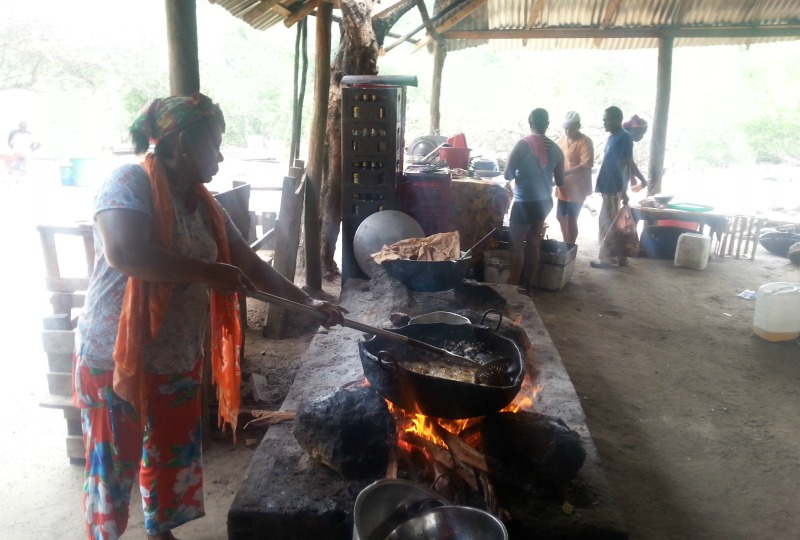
[293,386,395,479]
[481,411,586,496]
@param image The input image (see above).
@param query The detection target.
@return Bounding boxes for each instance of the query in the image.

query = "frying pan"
[358,321,524,419]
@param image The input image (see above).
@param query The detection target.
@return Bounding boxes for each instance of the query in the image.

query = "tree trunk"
[320,0,417,278]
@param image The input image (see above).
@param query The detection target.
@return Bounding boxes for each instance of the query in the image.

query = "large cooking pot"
[381,253,471,292]
[358,321,524,419]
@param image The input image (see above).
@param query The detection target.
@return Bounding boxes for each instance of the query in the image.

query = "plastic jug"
[674,232,711,270]
[752,282,800,341]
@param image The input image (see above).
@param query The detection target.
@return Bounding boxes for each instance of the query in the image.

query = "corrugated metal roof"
[209,0,800,52]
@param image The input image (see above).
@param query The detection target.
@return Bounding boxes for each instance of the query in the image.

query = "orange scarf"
[112,153,242,435]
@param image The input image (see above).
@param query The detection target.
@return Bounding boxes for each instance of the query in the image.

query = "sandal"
[590,260,612,269]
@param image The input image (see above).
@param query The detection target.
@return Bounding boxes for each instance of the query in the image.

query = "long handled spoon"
[247,289,480,368]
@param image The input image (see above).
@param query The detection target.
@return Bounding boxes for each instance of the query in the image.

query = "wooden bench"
[37,223,93,464]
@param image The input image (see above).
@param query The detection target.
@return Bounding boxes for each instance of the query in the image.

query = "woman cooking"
[73,93,346,540]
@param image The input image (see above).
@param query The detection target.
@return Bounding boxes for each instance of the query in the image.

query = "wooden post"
[304,2,332,291]
[165,0,200,95]
[263,167,306,338]
[430,39,446,134]
[647,36,673,197]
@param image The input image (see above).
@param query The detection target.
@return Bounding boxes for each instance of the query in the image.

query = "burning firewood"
[430,422,488,473]
[293,386,396,479]
[401,433,479,492]
[480,411,586,496]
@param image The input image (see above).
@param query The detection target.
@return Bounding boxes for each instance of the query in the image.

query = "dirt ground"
[3,177,800,539]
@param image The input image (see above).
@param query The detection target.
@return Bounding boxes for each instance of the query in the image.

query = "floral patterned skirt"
[73,358,205,539]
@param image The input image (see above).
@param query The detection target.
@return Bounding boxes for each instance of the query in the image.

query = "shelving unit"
[340,85,406,281]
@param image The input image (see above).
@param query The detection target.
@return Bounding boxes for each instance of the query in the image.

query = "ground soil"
[3,178,800,539]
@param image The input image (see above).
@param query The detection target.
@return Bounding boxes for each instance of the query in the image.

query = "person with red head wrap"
[73,93,346,539]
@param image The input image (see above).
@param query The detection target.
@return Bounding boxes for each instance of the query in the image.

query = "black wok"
[358,321,524,419]
[381,255,472,292]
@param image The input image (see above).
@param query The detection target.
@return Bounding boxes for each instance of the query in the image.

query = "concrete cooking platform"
[228,278,627,539]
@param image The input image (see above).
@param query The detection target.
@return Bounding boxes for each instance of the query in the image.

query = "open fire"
[383,375,544,512]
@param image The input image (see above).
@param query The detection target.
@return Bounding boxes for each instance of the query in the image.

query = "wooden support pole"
[430,40,446,134]
[647,36,673,197]
[304,2,332,291]
[165,0,200,95]
[263,167,306,338]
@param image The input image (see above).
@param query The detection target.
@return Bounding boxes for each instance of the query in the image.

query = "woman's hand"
[301,297,349,329]
[204,262,254,295]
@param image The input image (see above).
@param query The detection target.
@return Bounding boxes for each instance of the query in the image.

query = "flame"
[503,375,542,413]
[385,374,543,443]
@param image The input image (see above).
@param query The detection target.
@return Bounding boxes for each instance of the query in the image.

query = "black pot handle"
[376,350,398,371]
[480,309,503,331]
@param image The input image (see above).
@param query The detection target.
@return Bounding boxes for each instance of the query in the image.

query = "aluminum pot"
[352,479,448,540]
[385,505,508,540]
[358,321,524,419]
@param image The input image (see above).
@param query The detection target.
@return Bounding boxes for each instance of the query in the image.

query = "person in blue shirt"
[504,108,565,293]
[591,106,635,269]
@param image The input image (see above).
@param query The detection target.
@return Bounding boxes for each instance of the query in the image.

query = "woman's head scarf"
[129,93,225,152]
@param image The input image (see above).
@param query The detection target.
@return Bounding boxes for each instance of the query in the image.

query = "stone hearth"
[228,278,628,539]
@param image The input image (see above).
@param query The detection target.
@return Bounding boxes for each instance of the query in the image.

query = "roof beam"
[600,0,623,29]
[522,0,546,46]
[443,25,800,40]
[527,0,545,28]
[673,0,694,25]
[284,0,320,27]
[242,0,282,26]
[412,0,487,52]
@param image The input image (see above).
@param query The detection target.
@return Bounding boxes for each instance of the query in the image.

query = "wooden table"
[630,206,729,239]
[630,205,767,259]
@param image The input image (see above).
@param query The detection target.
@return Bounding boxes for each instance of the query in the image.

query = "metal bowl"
[381,253,471,292]
[352,479,448,540]
[385,505,508,540]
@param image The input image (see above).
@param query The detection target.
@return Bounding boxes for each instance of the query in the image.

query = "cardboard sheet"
[370,231,461,263]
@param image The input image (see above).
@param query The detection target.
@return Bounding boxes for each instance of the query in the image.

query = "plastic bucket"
[484,250,510,284]
[439,147,470,169]
[674,233,711,270]
[753,282,800,341]
[70,157,104,187]
[60,165,74,186]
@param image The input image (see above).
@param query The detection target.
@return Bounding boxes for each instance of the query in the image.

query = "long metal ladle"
[247,289,480,368]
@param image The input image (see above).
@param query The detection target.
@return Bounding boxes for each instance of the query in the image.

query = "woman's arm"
[228,236,347,327]
[228,236,310,304]
[630,161,648,187]
[97,208,247,294]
